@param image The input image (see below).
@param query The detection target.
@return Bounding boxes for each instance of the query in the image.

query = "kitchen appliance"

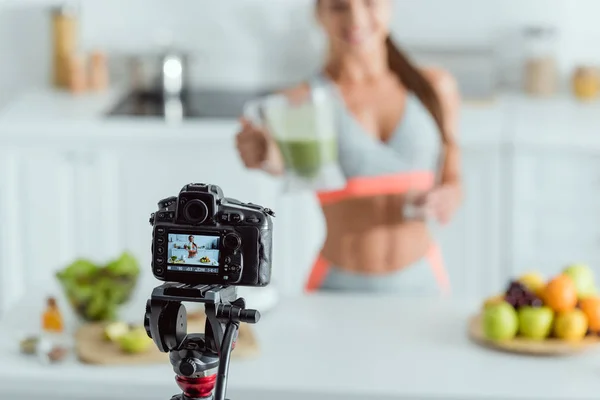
[127,48,191,97]
[106,88,270,120]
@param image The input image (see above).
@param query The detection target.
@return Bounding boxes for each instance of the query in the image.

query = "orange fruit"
[579,297,600,331]
[543,274,578,313]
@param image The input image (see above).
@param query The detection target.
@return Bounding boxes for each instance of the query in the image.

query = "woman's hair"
[385,37,448,145]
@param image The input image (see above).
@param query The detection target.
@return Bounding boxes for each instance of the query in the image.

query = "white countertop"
[2,293,600,400]
[0,88,240,147]
[0,87,505,148]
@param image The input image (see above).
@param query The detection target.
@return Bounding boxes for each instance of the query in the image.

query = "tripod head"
[144,283,260,400]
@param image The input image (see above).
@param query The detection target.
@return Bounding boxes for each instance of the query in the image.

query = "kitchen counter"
[0,88,242,147]
[1,293,600,400]
[0,87,506,148]
[3,87,600,150]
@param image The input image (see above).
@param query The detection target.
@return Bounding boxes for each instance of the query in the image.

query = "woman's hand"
[235,118,284,175]
[419,183,462,225]
[235,118,270,169]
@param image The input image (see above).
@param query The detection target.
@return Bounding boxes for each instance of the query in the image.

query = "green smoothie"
[264,100,338,179]
[276,137,337,178]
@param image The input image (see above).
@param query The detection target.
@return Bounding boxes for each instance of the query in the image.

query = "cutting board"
[468,314,600,356]
[74,312,259,365]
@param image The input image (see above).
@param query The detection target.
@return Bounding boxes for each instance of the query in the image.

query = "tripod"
[144,283,261,400]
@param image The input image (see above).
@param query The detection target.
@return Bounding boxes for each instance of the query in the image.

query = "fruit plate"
[468,314,600,356]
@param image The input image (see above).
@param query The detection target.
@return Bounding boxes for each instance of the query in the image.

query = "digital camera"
[149,183,275,287]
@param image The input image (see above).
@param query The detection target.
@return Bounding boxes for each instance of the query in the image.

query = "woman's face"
[317,0,392,53]
[189,236,194,242]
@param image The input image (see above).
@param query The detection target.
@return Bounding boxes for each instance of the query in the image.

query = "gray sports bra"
[311,73,443,204]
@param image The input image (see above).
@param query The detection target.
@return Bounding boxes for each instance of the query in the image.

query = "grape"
[505,280,543,309]
[505,298,517,308]
[530,298,544,308]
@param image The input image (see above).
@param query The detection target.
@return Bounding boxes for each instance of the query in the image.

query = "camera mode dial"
[223,233,241,251]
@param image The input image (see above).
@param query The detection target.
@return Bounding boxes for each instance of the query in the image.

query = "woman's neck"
[324,43,389,84]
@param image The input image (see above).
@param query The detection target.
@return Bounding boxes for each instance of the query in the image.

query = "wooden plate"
[468,314,600,356]
[75,311,259,365]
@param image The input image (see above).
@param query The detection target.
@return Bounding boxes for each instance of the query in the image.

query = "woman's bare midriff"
[320,194,433,275]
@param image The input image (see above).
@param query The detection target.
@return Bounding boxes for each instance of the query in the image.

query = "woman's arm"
[422,67,463,223]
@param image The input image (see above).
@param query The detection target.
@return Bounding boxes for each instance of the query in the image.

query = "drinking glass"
[243,84,346,193]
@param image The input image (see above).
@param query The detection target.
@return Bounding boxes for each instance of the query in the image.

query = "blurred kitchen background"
[1,0,600,317]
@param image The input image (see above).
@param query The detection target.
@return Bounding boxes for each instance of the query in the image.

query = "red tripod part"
[176,375,217,399]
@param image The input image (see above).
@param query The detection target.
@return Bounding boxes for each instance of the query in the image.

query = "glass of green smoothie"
[243,84,346,192]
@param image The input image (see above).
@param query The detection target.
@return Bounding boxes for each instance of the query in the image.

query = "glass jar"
[572,66,600,101]
[51,3,80,88]
[523,26,559,97]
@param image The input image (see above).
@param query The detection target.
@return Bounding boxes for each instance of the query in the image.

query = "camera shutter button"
[223,233,241,250]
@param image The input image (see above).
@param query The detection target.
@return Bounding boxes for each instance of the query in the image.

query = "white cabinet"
[435,147,505,299]
[0,149,23,313]
[510,147,600,279]
[0,147,78,314]
[0,141,281,315]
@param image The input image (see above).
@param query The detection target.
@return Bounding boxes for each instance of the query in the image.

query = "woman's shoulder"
[419,67,460,98]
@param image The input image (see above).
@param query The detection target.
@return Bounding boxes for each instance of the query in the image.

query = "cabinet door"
[435,148,504,299]
[70,151,123,264]
[0,148,78,307]
[0,149,23,314]
[510,148,600,278]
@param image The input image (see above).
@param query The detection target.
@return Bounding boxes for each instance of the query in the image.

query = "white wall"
[2,0,600,101]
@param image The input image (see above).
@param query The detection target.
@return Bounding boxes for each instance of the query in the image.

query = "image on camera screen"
[166,233,220,273]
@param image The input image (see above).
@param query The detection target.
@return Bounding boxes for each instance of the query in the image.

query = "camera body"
[150,183,274,287]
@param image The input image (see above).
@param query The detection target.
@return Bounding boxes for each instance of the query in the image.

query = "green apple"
[563,264,597,299]
[118,329,153,354]
[104,321,130,342]
[518,306,554,340]
[482,301,519,341]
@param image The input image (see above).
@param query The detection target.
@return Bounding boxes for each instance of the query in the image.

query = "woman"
[185,235,198,259]
[236,0,462,295]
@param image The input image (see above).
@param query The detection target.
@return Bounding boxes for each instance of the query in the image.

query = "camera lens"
[183,199,209,224]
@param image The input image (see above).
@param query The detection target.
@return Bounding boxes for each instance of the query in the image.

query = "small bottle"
[67,53,87,94]
[88,50,109,92]
[42,297,64,334]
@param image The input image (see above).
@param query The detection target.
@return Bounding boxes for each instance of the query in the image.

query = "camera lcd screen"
[166,233,220,274]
